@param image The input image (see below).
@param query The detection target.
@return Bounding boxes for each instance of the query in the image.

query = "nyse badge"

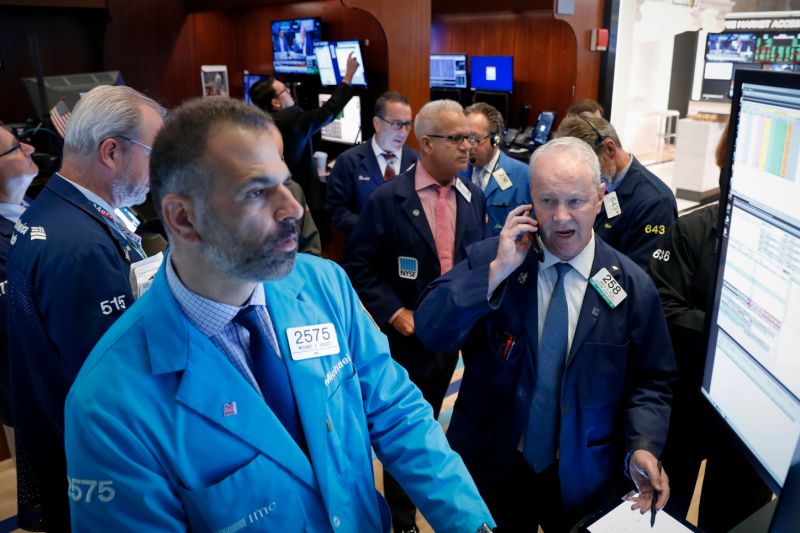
[412,208,421,217]
[398,256,419,280]
[223,401,238,417]
[517,272,528,285]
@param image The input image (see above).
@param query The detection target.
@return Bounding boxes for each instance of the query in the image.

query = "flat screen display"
[430,54,467,89]
[271,18,321,75]
[314,40,367,87]
[242,73,268,105]
[703,70,800,493]
[318,93,362,145]
[470,55,513,92]
[706,33,756,63]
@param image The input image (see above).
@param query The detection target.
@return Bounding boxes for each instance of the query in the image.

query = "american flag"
[49,99,72,138]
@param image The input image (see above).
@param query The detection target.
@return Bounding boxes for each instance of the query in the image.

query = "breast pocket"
[179,454,309,532]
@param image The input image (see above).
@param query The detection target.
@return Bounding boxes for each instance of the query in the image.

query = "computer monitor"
[318,93,362,145]
[705,33,756,63]
[470,56,513,92]
[242,73,268,105]
[702,69,800,495]
[271,18,321,75]
[533,111,556,146]
[430,54,467,89]
[314,40,367,87]
[21,70,124,120]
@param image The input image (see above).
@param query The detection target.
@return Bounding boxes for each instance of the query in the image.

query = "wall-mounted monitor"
[271,18,321,75]
[318,93,362,145]
[703,69,800,495]
[242,73,268,105]
[470,55,513,93]
[706,33,756,63]
[314,40,367,87]
[430,54,467,89]
[754,33,800,64]
[21,70,124,121]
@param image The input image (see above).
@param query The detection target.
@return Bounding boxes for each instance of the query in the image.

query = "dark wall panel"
[432,11,576,127]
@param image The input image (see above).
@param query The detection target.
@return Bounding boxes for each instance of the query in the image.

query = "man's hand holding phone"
[488,204,538,295]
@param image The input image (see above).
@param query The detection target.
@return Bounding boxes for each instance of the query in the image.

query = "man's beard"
[197,213,298,282]
[111,160,148,208]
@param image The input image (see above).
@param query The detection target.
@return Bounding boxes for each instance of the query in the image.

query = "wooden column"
[341,0,430,143]
[553,0,605,101]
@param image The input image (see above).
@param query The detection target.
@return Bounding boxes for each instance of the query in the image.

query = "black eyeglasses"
[377,116,413,131]
[427,134,477,146]
[0,143,22,158]
[579,116,606,149]
[116,135,152,155]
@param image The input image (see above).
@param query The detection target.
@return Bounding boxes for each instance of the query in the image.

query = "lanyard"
[93,204,147,261]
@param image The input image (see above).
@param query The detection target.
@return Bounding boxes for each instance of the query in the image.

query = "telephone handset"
[516,209,544,262]
[512,126,536,148]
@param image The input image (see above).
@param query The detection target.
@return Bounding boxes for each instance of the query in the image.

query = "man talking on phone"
[415,137,676,532]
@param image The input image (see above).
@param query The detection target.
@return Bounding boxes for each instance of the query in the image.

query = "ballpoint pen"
[650,460,663,527]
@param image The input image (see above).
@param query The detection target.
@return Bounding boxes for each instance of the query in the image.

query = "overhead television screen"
[272,18,321,75]
[470,55,513,92]
[430,54,467,89]
[706,33,756,63]
[314,40,367,87]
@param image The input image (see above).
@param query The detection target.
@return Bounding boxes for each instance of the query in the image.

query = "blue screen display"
[470,55,513,92]
[243,73,268,105]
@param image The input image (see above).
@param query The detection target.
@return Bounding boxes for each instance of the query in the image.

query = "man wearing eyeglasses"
[6,85,165,532]
[555,114,677,274]
[326,91,418,235]
[250,54,360,217]
[0,123,38,463]
[461,102,531,236]
[343,99,486,533]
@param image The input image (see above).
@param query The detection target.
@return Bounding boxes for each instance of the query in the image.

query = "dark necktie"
[234,306,306,451]
[523,262,571,472]
[382,152,396,181]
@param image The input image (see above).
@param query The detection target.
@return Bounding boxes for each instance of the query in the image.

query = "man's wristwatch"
[476,523,494,533]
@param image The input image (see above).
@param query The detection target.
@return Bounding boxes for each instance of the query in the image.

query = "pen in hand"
[650,460,663,527]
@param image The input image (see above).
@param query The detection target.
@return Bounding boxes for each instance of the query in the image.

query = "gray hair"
[149,97,274,228]
[414,99,463,143]
[554,113,621,152]
[529,137,602,189]
[63,85,166,158]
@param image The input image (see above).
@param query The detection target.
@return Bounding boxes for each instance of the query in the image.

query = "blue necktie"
[234,306,306,451]
[523,262,571,472]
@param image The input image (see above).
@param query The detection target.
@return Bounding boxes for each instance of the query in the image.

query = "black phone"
[503,128,519,146]
[516,209,544,262]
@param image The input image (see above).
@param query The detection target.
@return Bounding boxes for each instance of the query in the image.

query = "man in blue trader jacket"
[65,98,495,533]
[7,86,165,532]
[416,137,676,532]
[461,102,531,236]
[556,114,677,274]
[343,99,485,533]
[326,91,418,235]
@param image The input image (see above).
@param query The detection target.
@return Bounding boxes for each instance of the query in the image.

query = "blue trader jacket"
[415,236,676,515]
[595,157,677,273]
[7,174,145,531]
[65,254,494,532]
[459,150,531,236]
[326,140,418,234]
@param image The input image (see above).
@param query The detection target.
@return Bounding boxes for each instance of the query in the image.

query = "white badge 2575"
[286,323,340,360]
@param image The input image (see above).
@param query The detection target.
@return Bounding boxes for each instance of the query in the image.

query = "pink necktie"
[434,184,454,274]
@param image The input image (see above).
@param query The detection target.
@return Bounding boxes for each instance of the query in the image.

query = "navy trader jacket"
[326,139,418,234]
[415,235,676,515]
[595,156,677,273]
[343,168,485,382]
[7,173,145,531]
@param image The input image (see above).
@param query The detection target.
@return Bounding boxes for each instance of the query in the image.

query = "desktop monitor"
[430,54,467,89]
[21,70,124,121]
[702,69,800,495]
[242,73,268,105]
[705,33,756,63]
[533,111,556,146]
[318,93,362,145]
[271,18,321,75]
[470,55,513,92]
[314,40,367,87]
